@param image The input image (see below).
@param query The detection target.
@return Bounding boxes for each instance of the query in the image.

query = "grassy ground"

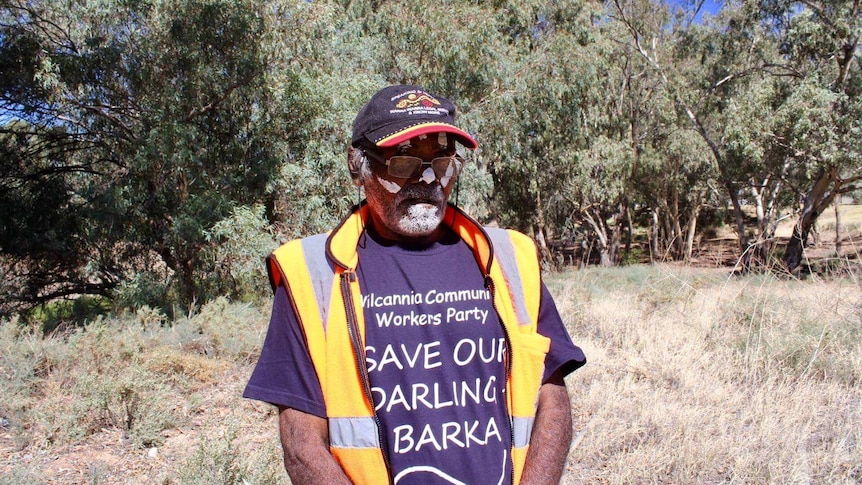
[548,265,861,484]
[774,204,862,239]
[1,265,860,484]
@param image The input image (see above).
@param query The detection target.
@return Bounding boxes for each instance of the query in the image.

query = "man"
[244,84,586,484]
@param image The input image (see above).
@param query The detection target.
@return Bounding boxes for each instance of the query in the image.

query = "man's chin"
[397,204,444,236]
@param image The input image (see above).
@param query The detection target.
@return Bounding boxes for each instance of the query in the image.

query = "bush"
[201,204,277,304]
[176,415,284,485]
[21,297,112,335]
[180,296,270,363]
[114,270,175,315]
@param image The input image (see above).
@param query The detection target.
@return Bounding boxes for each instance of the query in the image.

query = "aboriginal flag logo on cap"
[395,92,441,109]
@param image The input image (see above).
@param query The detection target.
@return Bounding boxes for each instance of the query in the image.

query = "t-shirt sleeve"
[537,282,586,383]
[242,285,327,417]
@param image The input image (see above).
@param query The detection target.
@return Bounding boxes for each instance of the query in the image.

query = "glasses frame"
[363,149,464,180]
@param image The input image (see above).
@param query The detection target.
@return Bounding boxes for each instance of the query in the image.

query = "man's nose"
[418,166,436,184]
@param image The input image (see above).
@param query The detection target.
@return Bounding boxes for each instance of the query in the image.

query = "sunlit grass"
[1,264,860,483]
[552,264,862,484]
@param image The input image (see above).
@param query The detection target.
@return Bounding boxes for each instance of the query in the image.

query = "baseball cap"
[351,85,478,150]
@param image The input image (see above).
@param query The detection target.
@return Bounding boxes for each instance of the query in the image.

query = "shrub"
[180,296,270,363]
[201,204,277,304]
[114,270,175,315]
[176,415,284,485]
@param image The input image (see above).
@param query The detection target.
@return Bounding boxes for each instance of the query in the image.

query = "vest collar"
[325,202,494,276]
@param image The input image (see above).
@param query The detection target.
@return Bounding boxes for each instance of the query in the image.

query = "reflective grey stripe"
[512,416,535,448]
[329,416,380,449]
[485,228,530,325]
[301,234,334,332]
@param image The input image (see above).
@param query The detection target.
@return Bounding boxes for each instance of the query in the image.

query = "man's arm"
[278,406,352,485]
[519,371,573,484]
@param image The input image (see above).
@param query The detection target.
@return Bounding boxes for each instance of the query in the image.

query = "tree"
[474,0,601,264]
[611,0,787,266]
[0,0,315,311]
[754,0,862,271]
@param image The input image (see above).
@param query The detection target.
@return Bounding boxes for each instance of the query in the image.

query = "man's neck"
[365,221,456,248]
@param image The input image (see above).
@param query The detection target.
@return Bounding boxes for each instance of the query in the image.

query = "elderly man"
[244,85,585,484]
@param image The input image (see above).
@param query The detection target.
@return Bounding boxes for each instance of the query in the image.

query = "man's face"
[361,133,459,242]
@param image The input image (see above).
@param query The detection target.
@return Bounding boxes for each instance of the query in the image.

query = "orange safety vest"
[266,203,550,485]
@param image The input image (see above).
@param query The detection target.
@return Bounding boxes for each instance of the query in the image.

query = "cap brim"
[375,122,478,149]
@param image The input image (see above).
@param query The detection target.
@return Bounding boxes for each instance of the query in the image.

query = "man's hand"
[278,406,352,485]
[519,371,573,484]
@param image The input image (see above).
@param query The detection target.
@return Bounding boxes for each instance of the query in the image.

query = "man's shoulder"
[267,232,333,275]
[482,226,537,252]
[271,232,330,254]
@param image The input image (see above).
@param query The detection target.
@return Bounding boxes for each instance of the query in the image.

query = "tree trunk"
[726,181,748,254]
[533,223,554,269]
[624,205,634,257]
[607,203,627,265]
[671,187,684,259]
[835,201,842,255]
[649,209,659,263]
[749,187,774,266]
[782,167,841,272]
[684,202,701,262]
[533,181,555,267]
[583,209,610,267]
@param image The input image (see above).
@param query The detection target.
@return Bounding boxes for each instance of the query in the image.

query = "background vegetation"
[1,0,860,316]
[1,265,860,483]
[1,0,860,482]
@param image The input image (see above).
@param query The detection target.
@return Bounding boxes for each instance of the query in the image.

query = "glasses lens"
[431,157,462,179]
[380,155,463,179]
[386,156,424,178]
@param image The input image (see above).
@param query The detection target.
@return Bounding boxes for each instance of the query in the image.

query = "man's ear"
[347,146,362,186]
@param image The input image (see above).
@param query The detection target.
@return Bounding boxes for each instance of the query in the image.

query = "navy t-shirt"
[244,229,585,484]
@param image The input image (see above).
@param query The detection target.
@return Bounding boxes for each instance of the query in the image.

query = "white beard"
[396,203,444,236]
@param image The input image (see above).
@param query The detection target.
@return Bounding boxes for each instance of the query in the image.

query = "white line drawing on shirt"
[392,449,508,485]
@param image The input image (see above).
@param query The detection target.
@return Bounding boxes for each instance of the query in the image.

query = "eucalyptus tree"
[259,0,383,239]
[333,0,599,264]
[333,0,515,223]
[609,0,788,264]
[637,127,719,261]
[752,0,862,271]
[0,0,317,311]
[464,0,603,264]
[588,0,686,264]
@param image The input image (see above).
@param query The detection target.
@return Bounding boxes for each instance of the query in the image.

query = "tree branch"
[184,83,242,122]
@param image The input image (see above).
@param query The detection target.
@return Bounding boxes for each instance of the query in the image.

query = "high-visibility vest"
[266,203,550,485]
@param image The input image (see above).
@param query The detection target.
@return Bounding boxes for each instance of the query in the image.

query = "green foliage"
[20,297,112,334]
[1,0,313,311]
[176,416,285,485]
[114,271,175,315]
[202,204,277,303]
[1,0,861,316]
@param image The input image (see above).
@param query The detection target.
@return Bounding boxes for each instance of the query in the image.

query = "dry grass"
[1,265,860,484]
[774,204,862,239]
[550,265,862,484]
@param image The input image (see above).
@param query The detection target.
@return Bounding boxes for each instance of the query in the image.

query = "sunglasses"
[363,150,464,180]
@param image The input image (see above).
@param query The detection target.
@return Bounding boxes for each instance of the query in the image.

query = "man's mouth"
[402,196,437,204]
[397,185,444,207]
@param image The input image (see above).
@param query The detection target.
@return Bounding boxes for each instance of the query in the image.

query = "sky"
[666,0,725,23]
